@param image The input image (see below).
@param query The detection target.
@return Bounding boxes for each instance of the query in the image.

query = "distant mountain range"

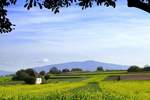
[0,60,129,76]
[0,70,14,76]
[34,60,129,72]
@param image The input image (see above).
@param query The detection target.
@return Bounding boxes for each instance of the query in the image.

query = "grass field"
[0,71,150,100]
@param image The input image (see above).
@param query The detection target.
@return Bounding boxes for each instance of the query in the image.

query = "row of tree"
[127,65,150,72]
[12,69,51,84]
[12,66,104,84]
[48,66,104,74]
[49,65,150,73]
[11,67,82,84]
[12,65,150,84]
[48,67,83,74]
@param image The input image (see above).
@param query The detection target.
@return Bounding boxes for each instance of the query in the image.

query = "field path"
[70,82,101,93]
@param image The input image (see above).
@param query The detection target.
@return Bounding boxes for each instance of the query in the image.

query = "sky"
[1,0,150,71]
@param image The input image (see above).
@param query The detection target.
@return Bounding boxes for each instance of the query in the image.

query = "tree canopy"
[49,67,61,74]
[1,0,150,33]
[12,68,37,84]
[96,66,104,71]
[127,65,141,72]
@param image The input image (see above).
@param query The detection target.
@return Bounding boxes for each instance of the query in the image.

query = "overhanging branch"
[128,0,150,13]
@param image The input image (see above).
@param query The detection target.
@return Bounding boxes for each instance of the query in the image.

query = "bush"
[127,65,141,72]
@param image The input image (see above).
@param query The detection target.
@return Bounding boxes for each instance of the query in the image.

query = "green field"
[0,71,150,100]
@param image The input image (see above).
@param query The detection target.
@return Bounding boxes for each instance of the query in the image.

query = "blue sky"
[1,0,150,71]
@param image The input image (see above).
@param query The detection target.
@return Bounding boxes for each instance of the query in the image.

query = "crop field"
[0,71,150,100]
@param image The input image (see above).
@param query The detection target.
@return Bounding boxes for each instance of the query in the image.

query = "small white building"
[35,78,42,84]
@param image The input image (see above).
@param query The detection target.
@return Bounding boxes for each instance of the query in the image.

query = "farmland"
[0,71,150,100]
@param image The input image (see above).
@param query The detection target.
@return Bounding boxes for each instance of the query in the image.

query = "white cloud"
[42,58,49,63]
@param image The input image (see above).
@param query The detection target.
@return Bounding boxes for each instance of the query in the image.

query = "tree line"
[12,66,104,84]
[127,65,150,72]
[12,65,150,84]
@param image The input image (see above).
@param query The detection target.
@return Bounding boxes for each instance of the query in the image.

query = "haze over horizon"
[1,0,150,71]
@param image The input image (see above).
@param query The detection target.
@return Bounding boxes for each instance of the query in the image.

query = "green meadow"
[0,71,150,100]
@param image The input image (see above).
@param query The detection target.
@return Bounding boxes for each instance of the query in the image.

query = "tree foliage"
[44,74,50,80]
[71,68,82,72]
[12,69,29,81]
[12,68,37,84]
[1,0,150,33]
[143,65,150,71]
[127,65,141,72]
[24,76,36,84]
[0,0,15,33]
[96,66,104,71]
[62,68,70,73]
[49,67,61,74]
[127,65,150,72]
[39,71,46,76]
